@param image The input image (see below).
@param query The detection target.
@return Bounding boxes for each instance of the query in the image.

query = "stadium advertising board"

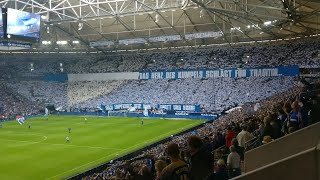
[0,41,32,49]
[158,104,201,112]
[89,31,223,47]
[139,66,299,80]
[185,31,223,40]
[110,103,200,112]
[113,103,143,110]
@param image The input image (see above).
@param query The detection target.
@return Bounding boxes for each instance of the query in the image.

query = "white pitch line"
[13,136,48,147]
[0,138,124,151]
[45,121,200,180]
[0,136,47,145]
[40,142,124,151]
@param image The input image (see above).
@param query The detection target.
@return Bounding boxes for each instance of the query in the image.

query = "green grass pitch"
[0,115,205,180]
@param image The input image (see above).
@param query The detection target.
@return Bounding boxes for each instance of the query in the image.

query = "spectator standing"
[159,143,189,180]
[231,138,244,161]
[236,125,253,148]
[227,145,241,178]
[155,160,167,180]
[188,135,214,180]
[206,159,229,180]
[225,127,236,149]
[287,101,303,130]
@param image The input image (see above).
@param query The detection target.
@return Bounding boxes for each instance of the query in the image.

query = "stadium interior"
[0,0,319,179]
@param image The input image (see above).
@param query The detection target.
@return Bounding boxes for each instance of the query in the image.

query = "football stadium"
[0,0,319,180]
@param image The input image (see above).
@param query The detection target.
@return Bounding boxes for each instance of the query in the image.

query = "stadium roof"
[1,0,320,52]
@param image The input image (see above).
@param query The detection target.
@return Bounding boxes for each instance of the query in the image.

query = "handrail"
[213,144,227,160]
[244,137,259,152]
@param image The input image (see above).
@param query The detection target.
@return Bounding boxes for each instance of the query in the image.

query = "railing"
[244,122,320,172]
[244,137,259,152]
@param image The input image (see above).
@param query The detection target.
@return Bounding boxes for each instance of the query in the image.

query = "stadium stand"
[4,77,298,114]
[0,38,320,180]
[0,83,42,116]
[79,85,317,179]
[67,80,127,107]
[0,39,319,79]
[79,77,297,113]
[6,81,68,110]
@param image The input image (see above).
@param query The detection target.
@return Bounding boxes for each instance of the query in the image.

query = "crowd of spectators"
[67,81,127,107]
[7,81,68,110]
[82,83,320,180]
[1,76,298,115]
[0,38,318,179]
[79,77,298,112]
[69,38,320,72]
[3,76,298,114]
[0,83,42,117]
[0,38,320,79]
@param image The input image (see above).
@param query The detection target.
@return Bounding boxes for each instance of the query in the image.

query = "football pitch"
[0,115,205,180]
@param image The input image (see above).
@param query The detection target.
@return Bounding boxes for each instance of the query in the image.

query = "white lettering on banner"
[185,31,223,40]
[149,35,181,42]
[235,69,247,78]
[134,104,142,109]
[183,105,195,111]
[151,72,164,79]
[173,105,182,110]
[144,104,151,109]
[114,104,122,109]
[249,68,279,77]
[139,73,149,79]
[205,71,214,78]
[119,38,146,45]
[166,72,176,79]
[206,70,232,78]
[159,105,172,110]
[177,71,203,78]
[90,40,114,47]
[122,104,131,109]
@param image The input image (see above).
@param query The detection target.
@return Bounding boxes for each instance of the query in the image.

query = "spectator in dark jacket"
[260,116,273,142]
[188,135,214,180]
[231,138,244,161]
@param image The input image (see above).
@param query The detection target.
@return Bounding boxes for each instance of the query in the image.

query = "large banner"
[158,104,201,112]
[112,103,143,110]
[90,31,223,47]
[110,103,200,112]
[139,66,299,80]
